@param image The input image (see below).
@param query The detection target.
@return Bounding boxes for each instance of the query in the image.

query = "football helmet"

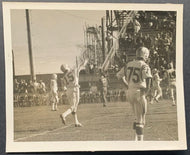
[152,68,158,74]
[136,47,150,61]
[52,74,57,79]
[60,64,70,73]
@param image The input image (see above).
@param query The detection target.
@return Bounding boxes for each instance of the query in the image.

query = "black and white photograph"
[3,2,186,152]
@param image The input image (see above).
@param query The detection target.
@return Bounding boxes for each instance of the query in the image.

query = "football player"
[163,62,176,106]
[150,68,162,104]
[117,47,152,141]
[60,59,88,127]
[50,74,59,111]
[100,74,108,107]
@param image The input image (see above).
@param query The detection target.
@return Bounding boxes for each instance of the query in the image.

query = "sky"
[11,10,105,75]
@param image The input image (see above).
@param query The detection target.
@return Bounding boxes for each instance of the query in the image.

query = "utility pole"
[101,17,105,62]
[94,40,97,65]
[26,9,35,81]
[12,50,15,79]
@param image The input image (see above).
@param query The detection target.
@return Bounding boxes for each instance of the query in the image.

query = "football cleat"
[172,103,176,106]
[60,114,66,125]
[75,123,83,127]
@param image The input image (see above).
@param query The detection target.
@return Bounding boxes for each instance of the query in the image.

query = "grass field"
[14,100,178,141]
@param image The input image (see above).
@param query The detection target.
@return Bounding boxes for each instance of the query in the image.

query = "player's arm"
[122,76,129,89]
[142,64,152,92]
[116,65,128,89]
[77,51,89,74]
[154,74,159,82]
[156,74,162,82]
[116,67,124,79]
[78,59,88,73]
[146,77,152,93]
[73,70,80,87]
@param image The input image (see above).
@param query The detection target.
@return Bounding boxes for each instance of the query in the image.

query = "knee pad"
[70,106,76,115]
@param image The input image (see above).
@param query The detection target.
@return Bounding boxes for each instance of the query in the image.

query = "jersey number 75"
[127,67,142,83]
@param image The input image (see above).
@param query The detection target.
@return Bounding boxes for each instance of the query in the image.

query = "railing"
[101,11,136,71]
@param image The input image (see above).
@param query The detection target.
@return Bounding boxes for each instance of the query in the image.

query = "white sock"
[137,135,144,141]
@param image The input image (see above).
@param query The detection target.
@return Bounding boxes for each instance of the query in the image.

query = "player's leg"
[132,102,139,141]
[72,88,82,127]
[102,87,107,107]
[135,98,147,141]
[150,88,156,104]
[170,85,176,106]
[60,89,72,124]
[155,86,162,102]
[60,108,72,124]
[54,93,59,110]
[134,90,147,141]
[50,93,55,111]
[60,87,82,126]
[60,90,73,124]
[127,90,140,140]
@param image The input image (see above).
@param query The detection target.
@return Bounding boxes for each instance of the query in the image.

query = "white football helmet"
[136,47,150,61]
[152,68,158,74]
[52,74,57,79]
[60,64,70,73]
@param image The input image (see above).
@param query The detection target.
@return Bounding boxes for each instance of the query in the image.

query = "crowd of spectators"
[137,11,176,32]
[13,76,127,107]
[111,11,176,78]
[14,79,46,94]
[79,89,126,104]
[104,11,176,100]
[14,79,47,107]
[13,11,177,107]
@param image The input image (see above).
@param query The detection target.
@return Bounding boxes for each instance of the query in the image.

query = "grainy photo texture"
[3,2,186,152]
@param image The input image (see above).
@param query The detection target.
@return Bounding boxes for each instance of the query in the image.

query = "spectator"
[135,32,144,48]
[133,19,141,35]
[27,80,35,94]
[20,79,28,94]
[14,79,19,94]
[39,80,46,94]
[144,34,152,49]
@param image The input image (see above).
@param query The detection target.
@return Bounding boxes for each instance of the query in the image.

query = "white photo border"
[3,2,186,152]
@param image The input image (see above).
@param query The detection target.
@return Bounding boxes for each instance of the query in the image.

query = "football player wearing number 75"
[117,47,152,141]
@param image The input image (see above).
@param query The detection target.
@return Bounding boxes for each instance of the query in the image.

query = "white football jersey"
[60,68,80,102]
[152,73,161,88]
[50,79,58,93]
[164,68,176,86]
[118,60,152,89]
[61,69,75,88]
